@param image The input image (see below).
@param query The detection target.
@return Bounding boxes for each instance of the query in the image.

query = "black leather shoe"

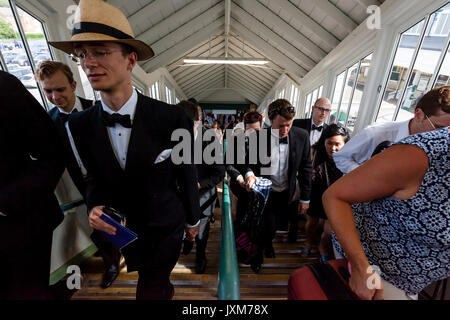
[101,264,119,289]
[250,263,262,274]
[195,256,207,274]
[265,246,276,258]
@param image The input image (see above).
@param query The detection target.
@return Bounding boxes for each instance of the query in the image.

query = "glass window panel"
[318,85,323,98]
[330,71,346,124]
[346,54,373,130]
[77,64,96,101]
[338,62,359,125]
[434,46,450,87]
[376,20,426,123]
[16,7,52,67]
[305,93,312,118]
[0,2,43,105]
[398,4,450,121]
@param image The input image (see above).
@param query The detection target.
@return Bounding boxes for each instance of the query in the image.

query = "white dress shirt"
[333,119,412,174]
[61,97,88,176]
[101,90,138,169]
[270,129,289,192]
[310,118,325,147]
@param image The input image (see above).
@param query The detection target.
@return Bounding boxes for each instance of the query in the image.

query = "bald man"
[293,98,330,147]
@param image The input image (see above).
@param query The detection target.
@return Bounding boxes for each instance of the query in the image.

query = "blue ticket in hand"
[98,213,138,249]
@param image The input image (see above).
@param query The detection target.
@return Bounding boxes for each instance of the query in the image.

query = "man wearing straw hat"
[48,0,200,300]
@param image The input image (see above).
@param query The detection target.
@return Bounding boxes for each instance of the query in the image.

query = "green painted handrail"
[60,199,84,212]
[218,140,241,300]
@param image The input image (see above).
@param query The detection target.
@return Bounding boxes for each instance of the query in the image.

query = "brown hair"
[35,60,74,84]
[268,99,296,121]
[416,85,450,116]
[177,100,200,121]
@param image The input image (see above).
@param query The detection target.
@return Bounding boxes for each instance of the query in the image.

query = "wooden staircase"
[72,190,320,300]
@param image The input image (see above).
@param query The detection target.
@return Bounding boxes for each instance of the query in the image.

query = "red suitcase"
[288,259,358,300]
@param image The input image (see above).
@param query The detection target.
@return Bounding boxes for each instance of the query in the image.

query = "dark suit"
[47,97,93,196]
[0,71,64,299]
[240,127,312,245]
[68,93,201,299]
[48,97,121,277]
[194,127,225,263]
[293,118,328,147]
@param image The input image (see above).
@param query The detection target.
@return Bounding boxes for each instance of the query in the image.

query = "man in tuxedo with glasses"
[48,0,200,300]
[293,98,331,148]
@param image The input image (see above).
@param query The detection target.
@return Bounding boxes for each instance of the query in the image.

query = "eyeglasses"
[73,49,123,62]
[425,115,445,130]
[314,105,331,113]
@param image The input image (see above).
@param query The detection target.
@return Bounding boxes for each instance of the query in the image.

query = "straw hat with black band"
[48,0,154,61]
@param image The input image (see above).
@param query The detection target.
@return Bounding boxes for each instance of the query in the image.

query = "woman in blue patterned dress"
[323,119,449,299]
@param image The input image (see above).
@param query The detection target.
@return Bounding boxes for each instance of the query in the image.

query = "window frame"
[374,2,450,123]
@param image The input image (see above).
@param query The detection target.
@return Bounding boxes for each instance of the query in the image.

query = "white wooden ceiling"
[106,0,385,103]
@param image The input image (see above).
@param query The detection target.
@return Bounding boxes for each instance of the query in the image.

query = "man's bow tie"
[102,111,132,128]
[59,108,78,123]
[279,136,288,144]
[312,124,323,132]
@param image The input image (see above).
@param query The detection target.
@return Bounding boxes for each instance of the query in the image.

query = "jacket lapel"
[91,104,125,176]
[124,94,159,175]
[288,129,297,183]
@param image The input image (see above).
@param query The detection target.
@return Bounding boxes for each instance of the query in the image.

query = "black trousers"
[0,232,53,300]
[262,190,299,247]
[90,231,121,268]
[122,224,184,300]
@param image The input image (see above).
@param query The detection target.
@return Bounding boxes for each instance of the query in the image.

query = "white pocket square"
[154,149,172,164]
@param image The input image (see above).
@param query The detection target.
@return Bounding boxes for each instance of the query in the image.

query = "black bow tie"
[102,111,132,128]
[312,124,323,132]
[59,108,78,123]
[279,137,288,144]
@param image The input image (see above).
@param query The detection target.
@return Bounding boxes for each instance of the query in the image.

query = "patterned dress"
[333,127,450,294]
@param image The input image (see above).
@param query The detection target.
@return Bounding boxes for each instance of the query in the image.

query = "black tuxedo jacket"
[0,71,64,251]
[68,93,201,233]
[48,97,94,198]
[293,118,328,135]
[239,127,312,202]
[196,127,225,196]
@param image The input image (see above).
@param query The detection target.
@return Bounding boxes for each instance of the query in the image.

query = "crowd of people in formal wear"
[1,0,449,301]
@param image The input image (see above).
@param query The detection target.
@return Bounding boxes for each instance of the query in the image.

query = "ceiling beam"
[172,45,225,79]
[227,71,267,97]
[313,0,358,33]
[225,0,231,57]
[230,22,306,78]
[184,68,225,94]
[228,46,278,84]
[141,20,223,73]
[227,38,281,80]
[179,64,224,88]
[141,3,224,53]
[231,3,315,71]
[135,0,222,45]
[227,69,268,96]
[228,80,263,101]
[189,78,225,99]
[354,0,380,10]
[267,0,340,47]
[227,66,271,93]
[167,36,224,73]
[234,0,326,61]
[126,0,167,30]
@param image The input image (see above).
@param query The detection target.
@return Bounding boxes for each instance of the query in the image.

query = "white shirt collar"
[58,96,82,114]
[101,89,138,121]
